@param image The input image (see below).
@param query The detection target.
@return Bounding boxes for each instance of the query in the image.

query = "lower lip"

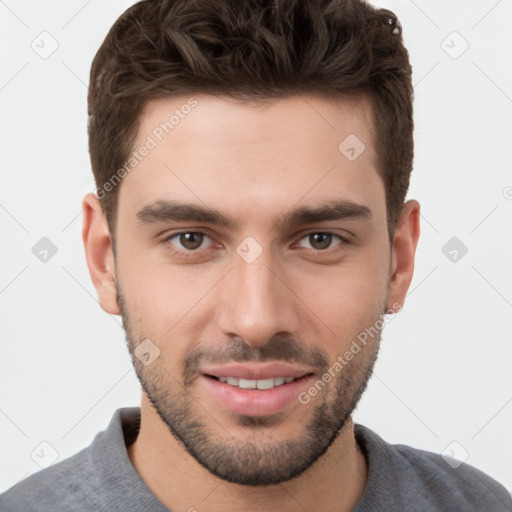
[200,374,314,417]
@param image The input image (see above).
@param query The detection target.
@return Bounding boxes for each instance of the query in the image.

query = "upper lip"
[201,362,314,380]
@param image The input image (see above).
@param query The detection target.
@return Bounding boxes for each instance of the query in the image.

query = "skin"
[82,93,420,512]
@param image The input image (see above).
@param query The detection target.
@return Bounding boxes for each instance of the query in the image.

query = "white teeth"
[239,378,257,389]
[217,376,297,389]
[256,378,275,390]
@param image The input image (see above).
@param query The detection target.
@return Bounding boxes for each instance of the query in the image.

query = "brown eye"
[162,230,218,260]
[178,232,205,250]
[309,233,332,250]
[297,232,344,251]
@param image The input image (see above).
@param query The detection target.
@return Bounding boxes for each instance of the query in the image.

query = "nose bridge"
[217,246,299,346]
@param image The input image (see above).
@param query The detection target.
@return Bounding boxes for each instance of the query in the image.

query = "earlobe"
[82,193,120,315]
[386,200,421,313]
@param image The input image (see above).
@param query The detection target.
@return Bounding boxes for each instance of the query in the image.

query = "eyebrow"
[136,199,372,230]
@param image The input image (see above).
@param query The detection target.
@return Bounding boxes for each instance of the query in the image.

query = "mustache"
[183,334,330,383]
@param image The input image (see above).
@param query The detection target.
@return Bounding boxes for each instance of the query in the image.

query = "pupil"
[311,233,331,250]
[181,232,203,249]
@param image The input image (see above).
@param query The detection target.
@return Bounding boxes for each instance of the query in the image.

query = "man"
[1,0,510,510]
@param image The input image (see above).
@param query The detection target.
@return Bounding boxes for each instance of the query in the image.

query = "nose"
[216,247,300,348]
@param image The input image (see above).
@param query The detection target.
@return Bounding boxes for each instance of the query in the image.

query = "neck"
[127,396,368,512]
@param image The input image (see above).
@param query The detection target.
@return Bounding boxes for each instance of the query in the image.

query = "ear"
[82,193,120,315]
[386,199,420,312]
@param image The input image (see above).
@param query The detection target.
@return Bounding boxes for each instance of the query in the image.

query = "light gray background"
[0,0,511,495]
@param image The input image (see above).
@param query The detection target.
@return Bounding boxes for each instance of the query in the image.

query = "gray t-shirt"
[1,407,510,511]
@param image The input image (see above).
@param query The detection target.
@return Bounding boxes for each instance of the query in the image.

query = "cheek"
[117,257,215,348]
[292,254,389,347]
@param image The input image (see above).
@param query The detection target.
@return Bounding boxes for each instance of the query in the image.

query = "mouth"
[199,362,316,417]
[204,374,307,390]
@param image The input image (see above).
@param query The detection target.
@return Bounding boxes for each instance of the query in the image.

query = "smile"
[211,376,296,389]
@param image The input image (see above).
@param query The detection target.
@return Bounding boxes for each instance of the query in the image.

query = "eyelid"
[297,227,352,240]
[294,231,348,250]
[162,230,217,251]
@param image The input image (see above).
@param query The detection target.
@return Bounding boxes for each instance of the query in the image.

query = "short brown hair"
[88,0,414,240]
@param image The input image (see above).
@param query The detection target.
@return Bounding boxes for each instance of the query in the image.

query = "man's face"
[113,94,393,485]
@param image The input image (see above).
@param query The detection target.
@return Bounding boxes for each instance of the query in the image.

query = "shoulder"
[0,407,158,512]
[354,424,512,511]
[0,407,142,512]
[393,442,511,508]
[0,446,103,512]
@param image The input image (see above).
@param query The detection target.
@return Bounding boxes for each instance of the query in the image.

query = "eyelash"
[161,230,349,258]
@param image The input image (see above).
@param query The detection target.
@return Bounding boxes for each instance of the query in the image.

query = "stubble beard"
[117,284,382,486]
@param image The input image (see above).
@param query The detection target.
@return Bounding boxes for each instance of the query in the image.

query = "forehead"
[119,93,385,228]
[138,92,376,157]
